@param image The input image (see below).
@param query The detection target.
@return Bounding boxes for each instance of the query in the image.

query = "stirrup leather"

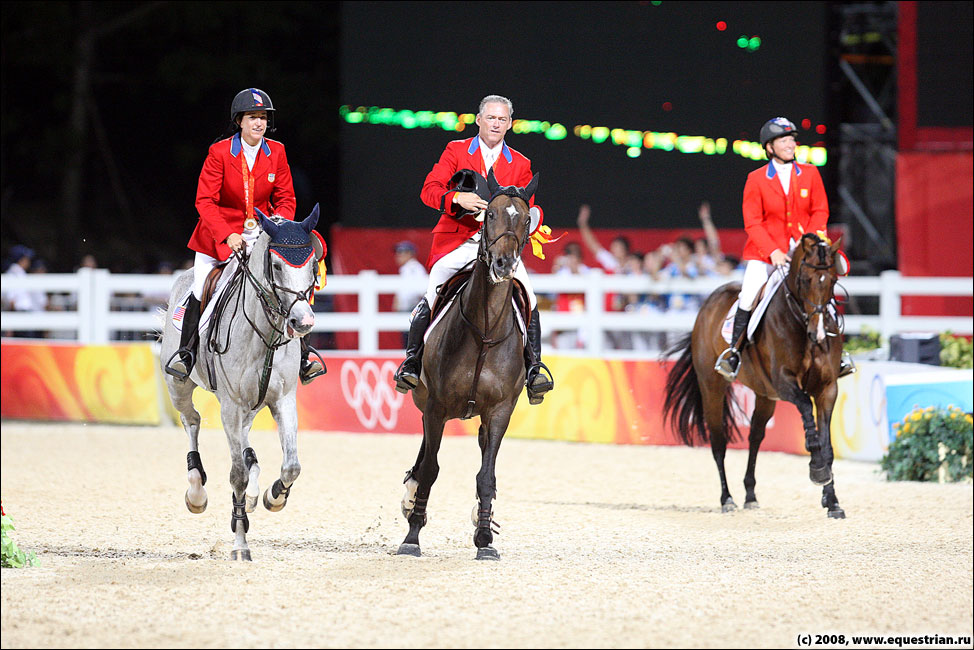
[714,347,741,381]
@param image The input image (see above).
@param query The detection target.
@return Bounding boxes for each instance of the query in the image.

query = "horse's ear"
[256,208,279,239]
[521,173,540,203]
[486,168,501,196]
[829,236,842,254]
[302,204,320,233]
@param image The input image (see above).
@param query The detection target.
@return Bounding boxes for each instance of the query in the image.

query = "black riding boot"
[394,299,431,394]
[299,337,327,385]
[715,307,750,381]
[165,296,201,379]
[525,307,554,405]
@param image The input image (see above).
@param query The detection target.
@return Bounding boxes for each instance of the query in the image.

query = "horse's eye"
[487,210,494,220]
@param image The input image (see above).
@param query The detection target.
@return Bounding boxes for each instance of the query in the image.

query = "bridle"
[206,233,317,408]
[781,242,842,339]
[457,195,529,419]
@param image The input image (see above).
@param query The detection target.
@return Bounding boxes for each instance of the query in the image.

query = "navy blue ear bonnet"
[255,206,319,267]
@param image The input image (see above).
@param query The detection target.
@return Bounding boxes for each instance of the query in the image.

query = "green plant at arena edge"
[1,502,38,568]
[843,325,882,355]
[881,405,973,482]
[940,332,973,369]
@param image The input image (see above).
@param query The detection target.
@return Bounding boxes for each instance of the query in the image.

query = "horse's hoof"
[827,507,846,519]
[476,546,500,561]
[809,464,832,486]
[743,500,760,510]
[245,494,258,513]
[229,549,252,562]
[263,488,286,512]
[721,501,737,513]
[397,543,421,557]
[185,490,207,514]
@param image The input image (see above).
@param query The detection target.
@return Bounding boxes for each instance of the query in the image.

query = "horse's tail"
[662,333,741,447]
[662,334,708,446]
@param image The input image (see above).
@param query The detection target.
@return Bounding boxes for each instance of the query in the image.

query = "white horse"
[160,206,322,561]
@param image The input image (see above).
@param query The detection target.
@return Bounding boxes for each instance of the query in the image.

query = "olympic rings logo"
[340,360,405,430]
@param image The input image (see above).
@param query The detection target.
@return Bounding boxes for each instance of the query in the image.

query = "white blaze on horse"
[160,206,323,561]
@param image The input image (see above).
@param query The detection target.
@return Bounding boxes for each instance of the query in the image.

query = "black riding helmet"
[759,117,798,149]
[230,88,276,131]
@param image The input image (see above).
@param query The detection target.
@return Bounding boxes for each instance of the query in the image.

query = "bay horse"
[663,233,847,518]
[160,206,322,560]
[398,171,539,560]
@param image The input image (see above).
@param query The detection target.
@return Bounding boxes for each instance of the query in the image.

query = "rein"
[206,242,315,410]
[781,248,842,341]
[456,207,525,419]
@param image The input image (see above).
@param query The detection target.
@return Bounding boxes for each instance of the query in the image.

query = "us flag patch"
[251,90,263,106]
[173,305,186,322]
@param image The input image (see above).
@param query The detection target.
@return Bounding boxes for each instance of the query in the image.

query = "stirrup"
[394,358,421,394]
[714,348,740,381]
[526,362,554,405]
[838,351,857,379]
[165,348,196,380]
[300,359,327,385]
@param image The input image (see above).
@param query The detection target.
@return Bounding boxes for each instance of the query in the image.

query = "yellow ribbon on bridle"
[529,225,560,260]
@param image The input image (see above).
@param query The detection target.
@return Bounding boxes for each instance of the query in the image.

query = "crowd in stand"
[546,203,743,350]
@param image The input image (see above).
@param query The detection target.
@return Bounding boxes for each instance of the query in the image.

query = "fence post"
[878,269,900,344]
[586,270,604,354]
[359,270,379,355]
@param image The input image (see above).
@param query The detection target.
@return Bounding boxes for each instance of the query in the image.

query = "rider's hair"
[479,95,514,117]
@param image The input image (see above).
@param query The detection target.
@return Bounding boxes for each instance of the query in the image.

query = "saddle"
[200,261,230,313]
[721,272,785,344]
[427,267,532,342]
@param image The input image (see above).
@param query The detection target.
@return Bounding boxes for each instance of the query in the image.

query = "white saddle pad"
[721,270,785,344]
[170,257,240,335]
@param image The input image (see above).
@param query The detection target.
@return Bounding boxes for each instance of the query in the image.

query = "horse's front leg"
[222,407,258,561]
[472,407,513,560]
[814,384,845,519]
[401,429,427,518]
[778,375,832,486]
[398,404,446,557]
[264,392,301,512]
[743,396,776,509]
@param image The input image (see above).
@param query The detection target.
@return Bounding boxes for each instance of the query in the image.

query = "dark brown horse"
[663,233,847,517]
[398,171,539,559]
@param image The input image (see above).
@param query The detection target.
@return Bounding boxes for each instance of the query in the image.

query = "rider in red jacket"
[394,95,554,405]
[166,88,324,383]
[716,117,852,380]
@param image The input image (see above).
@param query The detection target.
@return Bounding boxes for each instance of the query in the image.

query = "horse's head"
[478,169,539,283]
[789,232,841,344]
[255,205,321,338]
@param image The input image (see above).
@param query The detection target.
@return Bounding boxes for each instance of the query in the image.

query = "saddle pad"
[170,257,239,335]
[424,289,527,347]
[720,270,786,344]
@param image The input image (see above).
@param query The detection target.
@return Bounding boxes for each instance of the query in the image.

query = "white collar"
[241,137,262,152]
[479,137,503,159]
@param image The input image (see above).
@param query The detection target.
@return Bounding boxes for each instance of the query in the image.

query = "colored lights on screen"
[802,118,812,129]
[737,35,761,51]
[340,105,828,166]
[662,101,673,111]
[716,21,727,31]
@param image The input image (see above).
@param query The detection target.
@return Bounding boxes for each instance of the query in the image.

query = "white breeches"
[738,260,778,311]
[424,235,537,310]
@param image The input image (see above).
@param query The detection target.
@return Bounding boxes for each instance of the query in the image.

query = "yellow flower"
[911,411,923,422]
[901,423,911,434]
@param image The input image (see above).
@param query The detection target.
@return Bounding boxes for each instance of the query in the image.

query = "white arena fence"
[2,268,971,354]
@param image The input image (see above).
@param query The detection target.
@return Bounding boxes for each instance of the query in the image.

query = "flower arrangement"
[881,406,973,482]
[939,332,973,369]
[1,501,38,568]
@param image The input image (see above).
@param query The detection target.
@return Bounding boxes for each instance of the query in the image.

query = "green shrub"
[940,332,973,369]
[844,326,882,355]
[881,406,973,482]
[1,503,38,568]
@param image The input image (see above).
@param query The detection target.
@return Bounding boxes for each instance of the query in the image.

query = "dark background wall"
[340,1,830,231]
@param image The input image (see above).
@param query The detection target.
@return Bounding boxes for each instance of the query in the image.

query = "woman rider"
[165,88,325,383]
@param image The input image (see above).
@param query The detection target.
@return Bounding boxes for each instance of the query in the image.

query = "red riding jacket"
[421,136,542,267]
[190,134,296,260]
[741,161,828,263]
